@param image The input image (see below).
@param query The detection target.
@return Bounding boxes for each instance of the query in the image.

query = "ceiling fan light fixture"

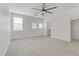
[42,12,44,16]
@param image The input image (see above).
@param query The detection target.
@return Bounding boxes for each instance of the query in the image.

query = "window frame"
[13,17,23,31]
[38,23,43,29]
[32,22,37,29]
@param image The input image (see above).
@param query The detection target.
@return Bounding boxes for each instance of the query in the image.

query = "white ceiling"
[8,3,79,17]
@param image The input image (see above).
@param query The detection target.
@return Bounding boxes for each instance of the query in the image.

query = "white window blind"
[32,22,36,29]
[13,17,23,31]
[39,23,43,29]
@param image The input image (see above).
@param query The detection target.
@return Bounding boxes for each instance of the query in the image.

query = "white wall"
[44,13,71,42]
[66,7,79,20]
[11,13,44,39]
[65,6,79,40]
[0,4,10,55]
[44,6,79,42]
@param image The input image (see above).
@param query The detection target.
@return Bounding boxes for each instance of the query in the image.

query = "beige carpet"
[5,37,79,56]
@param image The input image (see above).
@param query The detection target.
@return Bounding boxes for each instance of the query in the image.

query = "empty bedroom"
[1,3,79,56]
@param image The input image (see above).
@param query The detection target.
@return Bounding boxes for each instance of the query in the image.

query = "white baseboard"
[50,37,71,42]
[11,35,45,41]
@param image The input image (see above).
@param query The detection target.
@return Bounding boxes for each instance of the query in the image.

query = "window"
[39,23,43,29]
[32,22,36,29]
[13,17,23,31]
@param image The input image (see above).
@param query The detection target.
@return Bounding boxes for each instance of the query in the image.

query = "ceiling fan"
[31,3,57,16]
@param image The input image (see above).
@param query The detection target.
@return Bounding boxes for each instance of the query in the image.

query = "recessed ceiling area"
[8,3,79,17]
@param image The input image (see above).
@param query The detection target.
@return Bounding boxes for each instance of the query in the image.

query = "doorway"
[71,19,79,42]
[47,23,51,37]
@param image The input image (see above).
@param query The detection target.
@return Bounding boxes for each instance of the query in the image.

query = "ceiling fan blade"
[46,7,57,10]
[31,8,40,10]
[42,3,45,9]
[45,11,52,14]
